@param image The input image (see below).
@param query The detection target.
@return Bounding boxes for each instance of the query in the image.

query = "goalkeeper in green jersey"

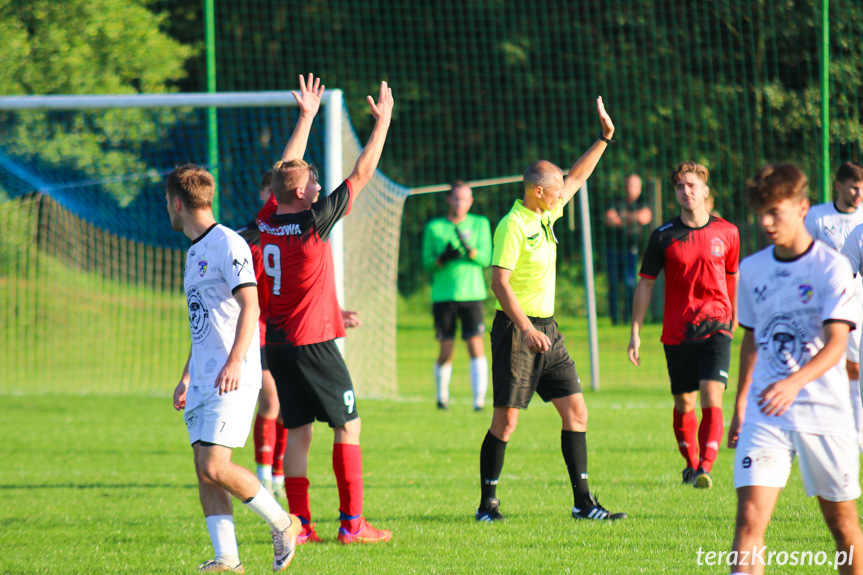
[422,182,493,411]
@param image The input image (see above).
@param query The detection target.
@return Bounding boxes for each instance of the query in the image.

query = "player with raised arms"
[628,162,740,489]
[167,165,301,573]
[236,170,362,508]
[475,96,626,523]
[258,74,394,544]
[728,163,863,575]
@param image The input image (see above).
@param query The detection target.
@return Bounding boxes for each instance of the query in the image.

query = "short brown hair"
[166,164,214,209]
[271,159,317,204]
[523,160,562,192]
[259,169,274,191]
[745,163,808,212]
[836,161,863,184]
[670,161,709,187]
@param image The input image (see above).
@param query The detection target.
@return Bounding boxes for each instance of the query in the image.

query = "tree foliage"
[0,0,195,206]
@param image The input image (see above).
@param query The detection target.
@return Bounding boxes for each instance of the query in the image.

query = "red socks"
[254,415,277,466]
[698,407,724,472]
[273,421,288,476]
[672,409,699,469]
[285,444,365,531]
[333,443,364,532]
[284,477,311,524]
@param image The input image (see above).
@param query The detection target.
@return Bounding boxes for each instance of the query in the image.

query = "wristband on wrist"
[523,326,536,341]
[597,132,616,144]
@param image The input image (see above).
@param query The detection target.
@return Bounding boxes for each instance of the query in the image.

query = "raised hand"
[597,96,614,139]
[367,80,394,125]
[292,73,325,118]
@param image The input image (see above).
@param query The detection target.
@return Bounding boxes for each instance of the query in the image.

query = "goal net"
[0,92,407,396]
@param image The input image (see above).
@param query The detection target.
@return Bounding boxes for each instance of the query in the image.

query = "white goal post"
[0,91,405,397]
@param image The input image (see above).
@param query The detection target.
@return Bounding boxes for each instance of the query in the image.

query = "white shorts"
[734,421,861,502]
[184,383,259,449]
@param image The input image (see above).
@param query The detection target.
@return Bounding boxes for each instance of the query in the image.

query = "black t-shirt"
[606,196,649,252]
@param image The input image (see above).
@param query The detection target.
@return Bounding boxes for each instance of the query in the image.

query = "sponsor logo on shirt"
[258,221,303,236]
[758,313,811,376]
[754,285,769,303]
[233,257,251,277]
[798,284,814,304]
[711,238,726,257]
[187,286,212,344]
[198,260,208,277]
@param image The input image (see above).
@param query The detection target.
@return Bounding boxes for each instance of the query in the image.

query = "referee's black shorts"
[663,333,732,395]
[266,339,359,428]
[490,310,581,409]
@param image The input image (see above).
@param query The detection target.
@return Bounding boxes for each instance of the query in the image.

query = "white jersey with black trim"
[804,202,863,252]
[738,241,859,435]
[184,224,261,388]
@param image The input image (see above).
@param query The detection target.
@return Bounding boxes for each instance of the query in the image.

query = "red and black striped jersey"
[640,215,740,345]
[256,180,353,346]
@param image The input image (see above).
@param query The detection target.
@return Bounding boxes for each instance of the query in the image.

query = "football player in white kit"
[166,164,301,573]
[805,161,863,447]
[727,163,863,575]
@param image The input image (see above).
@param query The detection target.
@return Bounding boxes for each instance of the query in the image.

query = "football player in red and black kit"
[628,161,740,489]
[237,168,362,510]
[257,74,394,544]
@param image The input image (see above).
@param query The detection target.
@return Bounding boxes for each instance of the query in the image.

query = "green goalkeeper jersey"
[422,213,492,302]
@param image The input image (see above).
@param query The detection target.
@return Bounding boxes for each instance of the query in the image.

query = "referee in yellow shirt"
[476,97,627,523]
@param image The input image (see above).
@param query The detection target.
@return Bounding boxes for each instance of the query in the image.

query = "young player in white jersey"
[727,163,863,575]
[804,162,863,439]
[166,164,301,573]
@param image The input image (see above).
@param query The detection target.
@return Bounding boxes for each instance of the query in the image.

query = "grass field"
[2,310,859,574]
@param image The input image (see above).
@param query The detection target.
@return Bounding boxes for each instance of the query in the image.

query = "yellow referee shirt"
[492,199,564,318]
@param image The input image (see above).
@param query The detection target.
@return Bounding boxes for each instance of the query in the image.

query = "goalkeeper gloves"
[438,242,462,265]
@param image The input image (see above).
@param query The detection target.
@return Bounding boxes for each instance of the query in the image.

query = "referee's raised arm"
[560,96,615,206]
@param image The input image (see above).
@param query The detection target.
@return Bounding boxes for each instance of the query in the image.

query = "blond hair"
[271,159,318,204]
[670,161,709,187]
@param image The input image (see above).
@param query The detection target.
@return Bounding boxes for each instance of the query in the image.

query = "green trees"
[0,0,194,205]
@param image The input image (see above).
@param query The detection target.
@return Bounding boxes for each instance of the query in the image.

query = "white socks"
[435,357,488,408]
[435,362,452,404]
[205,515,239,565]
[470,356,488,409]
[243,485,291,532]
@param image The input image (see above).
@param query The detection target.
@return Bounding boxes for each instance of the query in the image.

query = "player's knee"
[287,425,313,448]
[572,408,588,428]
[823,511,860,540]
[735,504,769,536]
[198,458,223,484]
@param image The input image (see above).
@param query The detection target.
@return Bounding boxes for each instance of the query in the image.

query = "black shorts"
[266,339,359,428]
[663,333,732,395]
[260,344,269,371]
[490,311,581,409]
[433,300,485,341]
